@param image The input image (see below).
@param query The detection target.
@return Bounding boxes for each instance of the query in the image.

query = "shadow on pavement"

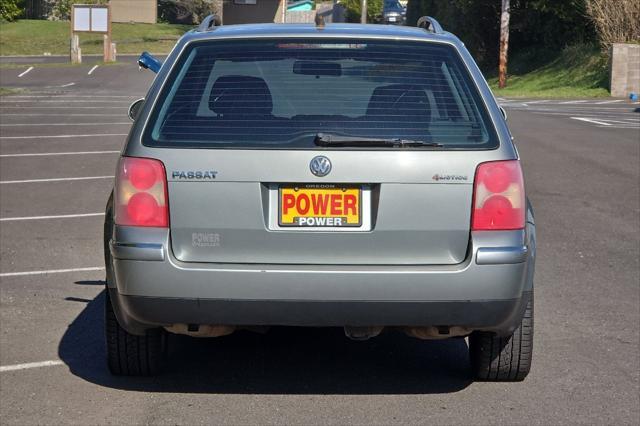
[58,290,472,394]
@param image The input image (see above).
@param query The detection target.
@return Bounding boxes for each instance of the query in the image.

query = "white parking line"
[0,176,113,184]
[88,65,99,75]
[0,133,127,139]
[17,66,34,78]
[58,83,75,88]
[0,266,104,277]
[0,123,129,127]
[0,150,119,158]
[559,100,589,104]
[527,100,550,104]
[0,213,104,221]
[0,360,64,373]
[595,100,625,105]
[571,117,613,126]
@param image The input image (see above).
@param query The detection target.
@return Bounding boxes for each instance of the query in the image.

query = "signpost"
[70,4,116,64]
[361,0,367,23]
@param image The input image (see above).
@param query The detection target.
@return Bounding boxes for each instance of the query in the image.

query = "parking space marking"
[571,117,613,126]
[17,66,33,78]
[0,150,119,158]
[595,100,625,104]
[88,65,99,75]
[0,266,104,278]
[0,360,64,373]
[0,213,104,222]
[0,176,113,184]
[559,100,589,104]
[0,133,127,139]
[58,83,75,88]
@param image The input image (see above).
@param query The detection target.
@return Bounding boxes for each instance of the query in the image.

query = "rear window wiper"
[314,133,443,148]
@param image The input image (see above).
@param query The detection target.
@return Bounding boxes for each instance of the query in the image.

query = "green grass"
[0,20,192,56]
[488,44,610,98]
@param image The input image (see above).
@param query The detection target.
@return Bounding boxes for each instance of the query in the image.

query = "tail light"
[471,160,525,231]
[114,157,169,227]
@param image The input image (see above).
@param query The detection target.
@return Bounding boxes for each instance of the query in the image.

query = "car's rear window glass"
[145,38,498,149]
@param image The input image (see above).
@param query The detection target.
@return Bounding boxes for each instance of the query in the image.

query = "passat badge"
[172,170,217,180]
[309,156,331,177]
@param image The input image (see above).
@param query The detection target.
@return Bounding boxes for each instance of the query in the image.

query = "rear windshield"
[145,38,498,149]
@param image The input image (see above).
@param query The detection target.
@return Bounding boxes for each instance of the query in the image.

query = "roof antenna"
[315,13,325,29]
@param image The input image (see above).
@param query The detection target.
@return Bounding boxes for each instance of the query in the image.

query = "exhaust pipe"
[344,326,384,341]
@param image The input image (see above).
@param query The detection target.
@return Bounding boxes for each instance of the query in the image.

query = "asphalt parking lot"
[1,62,639,425]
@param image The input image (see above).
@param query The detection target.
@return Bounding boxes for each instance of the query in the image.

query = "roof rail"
[197,14,221,32]
[417,16,444,34]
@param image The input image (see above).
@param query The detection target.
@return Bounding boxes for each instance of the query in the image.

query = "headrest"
[366,84,431,122]
[209,75,273,116]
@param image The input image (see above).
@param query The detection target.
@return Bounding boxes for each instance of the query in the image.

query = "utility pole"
[281,0,287,23]
[498,0,510,88]
[361,0,367,24]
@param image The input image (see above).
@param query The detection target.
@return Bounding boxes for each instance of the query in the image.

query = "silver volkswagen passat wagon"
[104,16,536,380]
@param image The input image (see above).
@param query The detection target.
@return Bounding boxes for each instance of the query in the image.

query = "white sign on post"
[70,4,114,64]
[91,8,109,32]
[73,7,91,32]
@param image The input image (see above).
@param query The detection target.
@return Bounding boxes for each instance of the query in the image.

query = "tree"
[406,0,597,71]
[0,0,24,21]
[586,0,640,50]
[342,0,382,23]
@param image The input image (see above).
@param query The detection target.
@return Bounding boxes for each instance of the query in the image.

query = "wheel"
[105,288,165,376]
[469,292,533,381]
[103,192,165,376]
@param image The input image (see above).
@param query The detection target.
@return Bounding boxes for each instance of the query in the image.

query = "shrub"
[342,0,383,23]
[158,0,220,25]
[0,0,23,22]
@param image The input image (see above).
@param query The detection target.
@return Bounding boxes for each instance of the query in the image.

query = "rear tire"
[105,290,165,376]
[469,293,533,381]
[103,193,165,376]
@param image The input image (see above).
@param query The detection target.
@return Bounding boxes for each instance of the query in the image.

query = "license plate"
[388,16,397,22]
[279,185,362,227]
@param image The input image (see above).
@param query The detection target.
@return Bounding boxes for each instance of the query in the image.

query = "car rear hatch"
[140,36,501,265]
[163,150,476,265]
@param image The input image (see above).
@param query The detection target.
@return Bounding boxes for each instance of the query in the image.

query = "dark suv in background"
[382,0,406,25]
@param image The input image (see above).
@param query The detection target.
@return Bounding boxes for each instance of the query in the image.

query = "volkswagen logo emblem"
[309,156,332,177]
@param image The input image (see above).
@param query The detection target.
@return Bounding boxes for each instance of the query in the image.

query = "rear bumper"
[108,226,536,335]
[111,289,531,334]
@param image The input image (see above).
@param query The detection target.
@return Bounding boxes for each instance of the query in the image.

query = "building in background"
[111,0,158,24]
[287,0,314,12]
[22,0,340,26]
[222,0,283,25]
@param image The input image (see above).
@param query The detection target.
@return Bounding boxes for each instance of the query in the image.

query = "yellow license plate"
[279,185,362,227]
